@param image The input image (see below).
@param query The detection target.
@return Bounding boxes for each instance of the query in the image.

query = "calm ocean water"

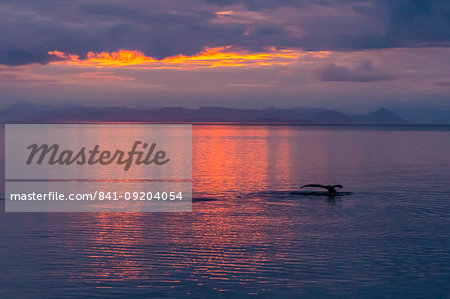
[1,125,449,298]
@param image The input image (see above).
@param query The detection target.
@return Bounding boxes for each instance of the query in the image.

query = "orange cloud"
[215,11,233,16]
[48,47,330,69]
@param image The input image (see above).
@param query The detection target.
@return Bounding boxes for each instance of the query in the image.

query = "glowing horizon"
[48,47,330,69]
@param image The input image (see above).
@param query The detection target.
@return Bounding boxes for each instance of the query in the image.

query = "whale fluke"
[300,184,343,195]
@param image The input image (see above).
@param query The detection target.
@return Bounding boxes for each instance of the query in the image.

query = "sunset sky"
[1,0,449,113]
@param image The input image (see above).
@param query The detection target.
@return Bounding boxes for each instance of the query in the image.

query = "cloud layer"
[0,0,449,66]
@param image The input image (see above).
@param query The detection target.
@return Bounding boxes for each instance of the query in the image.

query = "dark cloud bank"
[0,0,449,66]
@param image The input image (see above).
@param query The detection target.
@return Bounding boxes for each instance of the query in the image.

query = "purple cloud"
[317,61,394,82]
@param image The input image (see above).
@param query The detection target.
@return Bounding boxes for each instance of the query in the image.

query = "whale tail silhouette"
[301,184,343,195]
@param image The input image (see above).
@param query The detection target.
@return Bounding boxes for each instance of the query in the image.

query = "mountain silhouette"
[361,108,407,124]
[313,110,355,124]
[0,102,414,124]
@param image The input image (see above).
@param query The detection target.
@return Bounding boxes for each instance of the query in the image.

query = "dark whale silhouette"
[301,184,343,195]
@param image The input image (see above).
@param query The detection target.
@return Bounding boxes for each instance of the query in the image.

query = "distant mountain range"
[0,101,438,124]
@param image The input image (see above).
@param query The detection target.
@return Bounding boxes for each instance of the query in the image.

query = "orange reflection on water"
[66,213,151,283]
[193,125,300,197]
[193,125,269,196]
[60,125,324,288]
